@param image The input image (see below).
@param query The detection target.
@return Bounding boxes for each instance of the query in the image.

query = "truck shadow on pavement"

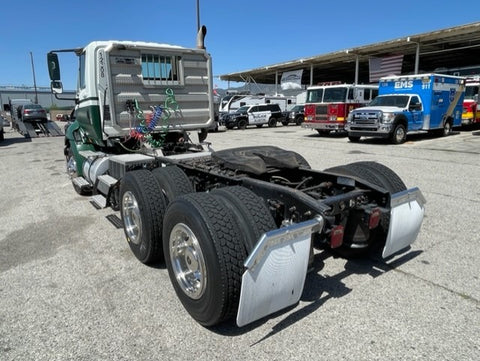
[304,128,480,144]
[0,136,32,147]
[358,131,462,145]
[212,248,422,340]
[305,131,347,139]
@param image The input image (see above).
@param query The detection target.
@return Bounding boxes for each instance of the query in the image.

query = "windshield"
[369,95,409,108]
[464,85,479,100]
[24,104,43,110]
[221,95,233,107]
[236,106,249,113]
[323,87,348,102]
[306,89,324,103]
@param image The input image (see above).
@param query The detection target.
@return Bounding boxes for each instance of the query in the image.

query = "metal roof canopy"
[219,22,480,87]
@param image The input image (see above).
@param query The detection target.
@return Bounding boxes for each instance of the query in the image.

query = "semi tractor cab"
[302,83,378,135]
[47,27,426,328]
[462,78,480,125]
[345,74,465,144]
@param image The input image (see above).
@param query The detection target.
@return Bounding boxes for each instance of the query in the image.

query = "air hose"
[128,88,179,148]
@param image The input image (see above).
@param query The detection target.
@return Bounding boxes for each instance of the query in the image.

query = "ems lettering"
[394,81,413,89]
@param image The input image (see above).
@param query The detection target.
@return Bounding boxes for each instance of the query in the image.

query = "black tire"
[212,186,277,253]
[324,161,407,257]
[317,130,330,136]
[0,129,4,141]
[120,170,166,264]
[256,124,263,128]
[352,161,407,193]
[281,120,289,126]
[391,124,406,144]
[442,120,452,137]
[295,116,303,125]
[237,119,247,130]
[267,117,277,127]
[325,162,406,193]
[348,135,361,142]
[163,192,247,326]
[152,166,193,203]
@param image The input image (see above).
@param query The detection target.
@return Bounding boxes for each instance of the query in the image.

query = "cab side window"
[409,96,421,110]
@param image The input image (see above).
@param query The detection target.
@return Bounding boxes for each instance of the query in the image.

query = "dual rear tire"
[119,167,276,326]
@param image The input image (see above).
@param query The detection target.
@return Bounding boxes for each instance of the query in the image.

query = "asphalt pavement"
[0,123,479,360]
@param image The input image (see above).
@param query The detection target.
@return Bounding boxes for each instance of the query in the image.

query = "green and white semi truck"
[47,27,426,327]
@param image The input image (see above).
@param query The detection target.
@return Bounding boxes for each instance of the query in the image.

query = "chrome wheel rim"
[444,122,451,135]
[169,223,206,299]
[122,191,142,245]
[395,127,405,143]
[66,154,77,178]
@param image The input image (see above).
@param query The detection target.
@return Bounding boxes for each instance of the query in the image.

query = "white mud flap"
[383,187,426,258]
[236,218,322,327]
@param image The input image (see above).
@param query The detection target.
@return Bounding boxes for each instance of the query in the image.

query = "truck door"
[408,95,423,130]
[247,106,260,124]
[249,106,268,125]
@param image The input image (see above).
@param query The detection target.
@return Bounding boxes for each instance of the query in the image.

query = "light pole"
[30,51,39,104]
[196,0,200,31]
[407,37,420,75]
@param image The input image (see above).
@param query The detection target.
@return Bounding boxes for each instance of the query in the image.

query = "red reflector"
[330,225,344,248]
[368,208,381,229]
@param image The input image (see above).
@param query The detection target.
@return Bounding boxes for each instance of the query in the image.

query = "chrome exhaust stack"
[197,25,207,49]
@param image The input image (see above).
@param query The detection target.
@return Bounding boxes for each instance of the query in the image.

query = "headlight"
[381,112,395,123]
[347,113,353,123]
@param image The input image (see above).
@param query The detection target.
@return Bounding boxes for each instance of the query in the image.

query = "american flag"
[369,55,404,82]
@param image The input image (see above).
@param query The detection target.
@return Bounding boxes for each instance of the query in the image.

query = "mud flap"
[236,218,322,327]
[383,187,426,258]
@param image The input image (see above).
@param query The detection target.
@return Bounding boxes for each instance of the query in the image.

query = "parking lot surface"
[1,124,479,360]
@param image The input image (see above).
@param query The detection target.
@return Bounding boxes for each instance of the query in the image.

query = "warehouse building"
[0,85,75,113]
[220,22,480,92]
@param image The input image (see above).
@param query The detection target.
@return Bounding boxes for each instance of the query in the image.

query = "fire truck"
[302,82,378,135]
[462,77,480,125]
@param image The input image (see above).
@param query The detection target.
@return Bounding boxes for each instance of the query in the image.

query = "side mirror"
[47,52,61,81]
[51,80,63,94]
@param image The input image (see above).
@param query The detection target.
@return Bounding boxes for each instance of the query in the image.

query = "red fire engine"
[302,82,378,135]
[462,78,480,125]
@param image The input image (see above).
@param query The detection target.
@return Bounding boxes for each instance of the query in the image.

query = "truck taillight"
[368,208,381,229]
[330,225,344,248]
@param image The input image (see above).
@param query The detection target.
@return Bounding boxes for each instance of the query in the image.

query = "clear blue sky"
[1,0,479,90]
